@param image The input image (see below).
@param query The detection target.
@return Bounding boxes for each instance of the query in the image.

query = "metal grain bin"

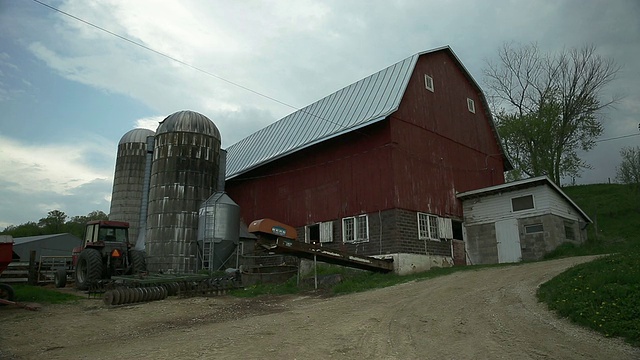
[145,111,221,273]
[197,192,240,271]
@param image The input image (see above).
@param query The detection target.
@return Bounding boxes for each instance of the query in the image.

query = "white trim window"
[467,98,475,113]
[424,74,434,92]
[342,215,369,243]
[305,222,334,243]
[511,194,535,212]
[418,212,439,240]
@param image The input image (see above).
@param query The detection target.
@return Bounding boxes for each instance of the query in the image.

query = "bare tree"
[616,146,640,192]
[484,43,620,184]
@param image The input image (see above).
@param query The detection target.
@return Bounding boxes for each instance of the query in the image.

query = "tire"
[129,250,147,274]
[0,283,15,304]
[75,249,104,290]
[54,268,67,288]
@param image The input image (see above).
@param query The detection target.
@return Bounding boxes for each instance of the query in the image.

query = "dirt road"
[1,256,638,359]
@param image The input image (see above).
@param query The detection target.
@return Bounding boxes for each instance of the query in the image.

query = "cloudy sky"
[0,0,638,229]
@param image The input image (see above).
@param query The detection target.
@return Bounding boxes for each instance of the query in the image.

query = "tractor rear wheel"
[0,283,15,304]
[75,249,104,290]
[129,250,147,274]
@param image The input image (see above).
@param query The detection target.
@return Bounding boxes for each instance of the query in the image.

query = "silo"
[145,110,221,273]
[109,128,156,247]
[198,192,240,271]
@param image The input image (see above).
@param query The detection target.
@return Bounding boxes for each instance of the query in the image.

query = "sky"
[0,0,639,229]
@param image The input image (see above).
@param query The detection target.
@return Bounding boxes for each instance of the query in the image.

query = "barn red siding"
[226,121,395,227]
[389,51,505,217]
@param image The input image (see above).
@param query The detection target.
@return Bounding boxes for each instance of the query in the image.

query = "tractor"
[66,220,147,290]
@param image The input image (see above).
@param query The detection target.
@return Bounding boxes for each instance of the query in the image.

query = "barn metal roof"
[225,46,510,179]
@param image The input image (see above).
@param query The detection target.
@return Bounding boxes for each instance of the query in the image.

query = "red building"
[225,46,511,273]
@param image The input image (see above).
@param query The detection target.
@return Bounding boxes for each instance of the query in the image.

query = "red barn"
[225,46,511,274]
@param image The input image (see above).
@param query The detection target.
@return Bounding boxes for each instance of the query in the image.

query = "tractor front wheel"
[0,283,15,304]
[75,249,104,290]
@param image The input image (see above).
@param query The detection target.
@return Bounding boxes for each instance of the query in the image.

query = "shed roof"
[225,46,511,179]
[13,233,73,245]
[456,176,592,223]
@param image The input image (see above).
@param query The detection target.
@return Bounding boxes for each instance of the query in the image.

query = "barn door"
[495,219,521,263]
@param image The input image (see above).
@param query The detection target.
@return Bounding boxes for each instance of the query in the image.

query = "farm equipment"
[248,218,394,273]
[70,220,147,290]
[0,237,39,310]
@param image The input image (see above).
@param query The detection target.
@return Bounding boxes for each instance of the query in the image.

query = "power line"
[31,0,362,134]
[595,133,640,143]
[31,0,299,112]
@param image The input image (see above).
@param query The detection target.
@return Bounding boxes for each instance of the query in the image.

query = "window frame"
[467,98,475,113]
[424,74,434,92]
[564,222,576,240]
[524,223,544,234]
[511,194,535,212]
[342,215,369,243]
[417,212,440,241]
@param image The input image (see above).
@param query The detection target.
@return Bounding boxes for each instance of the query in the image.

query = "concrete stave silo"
[145,111,221,273]
[109,128,156,246]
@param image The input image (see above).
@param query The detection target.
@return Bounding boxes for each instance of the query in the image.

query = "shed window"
[418,213,439,240]
[424,74,434,92]
[511,195,534,212]
[524,224,544,234]
[342,215,368,243]
[564,222,576,240]
[467,98,475,113]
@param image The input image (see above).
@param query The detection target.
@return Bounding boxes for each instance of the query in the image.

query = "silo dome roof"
[156,110,221,139]
[118,128,156,145]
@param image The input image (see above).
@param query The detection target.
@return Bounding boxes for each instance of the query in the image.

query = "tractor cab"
[84,220,130,246]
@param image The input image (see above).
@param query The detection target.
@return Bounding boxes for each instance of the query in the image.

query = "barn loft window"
[524,223,544,234]
[424,74,434,92]
[342,215,368,243]
[511,195,534,212]
[305,221,333,243]
[418,213,439,240]
[467,98,475,113]
[564,222,576,240]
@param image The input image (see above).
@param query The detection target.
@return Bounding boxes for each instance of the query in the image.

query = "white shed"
[457,176,591,264]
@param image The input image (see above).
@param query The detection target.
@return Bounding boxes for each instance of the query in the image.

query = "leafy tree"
[616,146,640,193]
[484,43,620,184]
[0,222,43,237]
[38,210,68,234]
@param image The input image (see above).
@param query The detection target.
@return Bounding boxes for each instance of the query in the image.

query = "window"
[511,195,534,212]
[418,213,440,240]
[467,98,475,113]
[424,74,434,92]
[305,222,333,243]
[342,215,368,243]
[524,224,544,234]
[564,222,576,240]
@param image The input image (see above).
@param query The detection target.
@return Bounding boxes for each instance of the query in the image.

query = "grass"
[537,183,640,345]
[12,285,83,304]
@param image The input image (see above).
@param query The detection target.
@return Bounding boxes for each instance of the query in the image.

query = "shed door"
[495,219,521,263]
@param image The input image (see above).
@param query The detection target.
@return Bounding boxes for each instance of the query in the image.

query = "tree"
[484,43,620,184]
[616,146,640,192]
[38,210,68,234]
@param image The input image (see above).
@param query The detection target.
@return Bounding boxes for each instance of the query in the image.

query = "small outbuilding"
[457,176,591,264]
[12,233,82,261]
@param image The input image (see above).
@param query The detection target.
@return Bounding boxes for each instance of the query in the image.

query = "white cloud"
[0,134,113,195]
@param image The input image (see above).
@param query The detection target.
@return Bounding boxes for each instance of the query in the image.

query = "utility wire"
[595,133,640,143]
[31,0,299,112]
